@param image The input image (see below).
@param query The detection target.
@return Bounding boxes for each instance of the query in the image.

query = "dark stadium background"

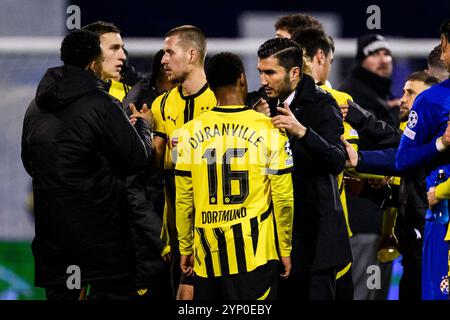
[73,0,448,38]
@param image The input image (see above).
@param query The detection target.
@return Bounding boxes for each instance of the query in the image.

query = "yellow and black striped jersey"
[151,84,217,170]
[175,105,294,278]
[320,84,357,238]
[320,85,357,280]
[151,83,217,249]
[108,80,131,102]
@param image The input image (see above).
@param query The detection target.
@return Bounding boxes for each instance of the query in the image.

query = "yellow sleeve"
[151,94,167,140]
[436,177,450,200]
[343,122,359,151]
[175,127,194,255]
[175,174,194,255]
[108,80,130,102]
[268,131,294,257]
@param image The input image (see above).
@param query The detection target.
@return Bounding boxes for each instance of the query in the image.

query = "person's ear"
[315,49,325,65]
[189,48,196,64]
[87,56,103,77]
[86,60,95,72]
[291,66,301,81]
[238,73,246,87]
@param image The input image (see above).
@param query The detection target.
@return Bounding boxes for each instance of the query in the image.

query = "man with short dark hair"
[82,21,130,101]
[21,30,153,300]
[257,37,351,300]
[175,52,294,299]
[426,45,450,82]
[151,25,217,299]
[274,13,324,39]
[82,21,124,81]
[84,22,173,300]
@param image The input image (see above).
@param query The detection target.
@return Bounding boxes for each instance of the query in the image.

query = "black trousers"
[398,258,422,300]
[335,266,354,300]
[45,277,135,300]
[279,268,337,300]
[396,214,424,300]
[194,261,278,300]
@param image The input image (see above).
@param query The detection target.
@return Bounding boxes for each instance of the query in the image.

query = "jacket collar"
[292,74,317,106]
[278,89,296,107]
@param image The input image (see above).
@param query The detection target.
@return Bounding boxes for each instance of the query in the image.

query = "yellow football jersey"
[175,105,294,278]
[320,85,356,238]
[151,84,217,170]
[151,84,217,247]
[108,80,130,102]
[320,85,357,280]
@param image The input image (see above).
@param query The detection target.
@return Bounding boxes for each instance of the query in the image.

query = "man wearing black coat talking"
[21,30,154,300]
[257,38,352,300]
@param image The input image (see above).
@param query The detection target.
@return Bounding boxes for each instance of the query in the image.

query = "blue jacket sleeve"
[396,92,446,172]
[357,148,398,176]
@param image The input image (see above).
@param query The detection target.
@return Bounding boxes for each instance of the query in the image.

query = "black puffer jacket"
[21,65,152,287]
[121,78,169,288]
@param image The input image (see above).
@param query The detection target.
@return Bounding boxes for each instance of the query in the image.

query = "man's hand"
[340,103,349,121]
[279,256,291,279]
[272,103,307,138]
[129,103,154,129]
[342,136,358,168]
[442,120,450,147]
[180,254,194,276]
[427,186,440,207]
[253,98,271,117]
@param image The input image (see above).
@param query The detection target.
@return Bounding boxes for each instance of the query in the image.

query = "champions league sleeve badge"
[284,141,292,157]
[407,110,419,129]
[440,275,449,295]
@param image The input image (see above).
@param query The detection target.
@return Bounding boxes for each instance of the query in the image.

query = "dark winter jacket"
[340,65,399,150]
[288,75,352,273]
[21,65,152,287]
[346,100,402,149]
[122,77,168,287]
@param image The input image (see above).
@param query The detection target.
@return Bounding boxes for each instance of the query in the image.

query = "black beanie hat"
[356,34,391,62]
[60,30,101,69]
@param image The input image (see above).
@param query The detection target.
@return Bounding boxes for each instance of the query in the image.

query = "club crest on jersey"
[440,276,449,294]
[284,141,292,157]
[407,110,418,129]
